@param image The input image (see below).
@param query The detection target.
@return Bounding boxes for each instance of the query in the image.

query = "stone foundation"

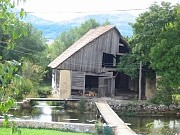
[107,99,180,116]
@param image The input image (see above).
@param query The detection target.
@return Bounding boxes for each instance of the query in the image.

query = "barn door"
[98,77,114,97]
[59,70,71,99]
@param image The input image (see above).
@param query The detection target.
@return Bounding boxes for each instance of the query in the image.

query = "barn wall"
[71,71,85,90]
[57,29,120,73]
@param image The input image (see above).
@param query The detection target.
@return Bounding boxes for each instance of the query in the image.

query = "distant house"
[48,25,156,99]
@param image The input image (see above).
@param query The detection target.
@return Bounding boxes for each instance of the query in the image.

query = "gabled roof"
[48,25,119,68]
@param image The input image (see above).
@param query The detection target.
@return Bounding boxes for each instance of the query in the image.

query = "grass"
[0,127,92,135]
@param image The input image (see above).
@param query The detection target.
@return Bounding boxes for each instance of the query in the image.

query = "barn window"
[119,39,129,53]
[102,53,115,68]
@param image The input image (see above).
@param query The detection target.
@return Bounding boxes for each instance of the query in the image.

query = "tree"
[0,0,27,130]
[131,2,180,88]
[150,4,180,88]
[117,2,180,104]
[1,23,47,63]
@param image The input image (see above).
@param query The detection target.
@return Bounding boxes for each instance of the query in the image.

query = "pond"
[121,116,180,135]
[8,102,97,124]
[5,101,180,135]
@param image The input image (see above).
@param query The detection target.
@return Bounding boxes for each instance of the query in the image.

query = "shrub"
[78,97,86,112]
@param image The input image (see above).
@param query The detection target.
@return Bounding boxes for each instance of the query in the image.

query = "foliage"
[1,23,47,62]
[35,84,51,98]
[116,54,139,78]
[172,94,180,104]
[14,78,34,100]
[131,2,180,88]
[77,97,86,112]
[0,0,27,133]
[117,2,180,104]
[95,121,103,135]
[0,127,92,135]
[0,59,22,125]
[21,61,47,84]
[149,85,173,105]
[146,122,179,135]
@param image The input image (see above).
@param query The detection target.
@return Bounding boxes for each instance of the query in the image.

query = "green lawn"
[0,127,93,135]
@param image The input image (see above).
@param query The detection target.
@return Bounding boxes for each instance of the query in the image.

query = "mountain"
[23,13,136,40]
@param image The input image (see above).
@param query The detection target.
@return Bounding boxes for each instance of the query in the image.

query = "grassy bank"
[0,127,92,135]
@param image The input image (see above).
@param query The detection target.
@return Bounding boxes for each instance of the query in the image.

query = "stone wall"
[0,119,95,133]
[107,99,180,116]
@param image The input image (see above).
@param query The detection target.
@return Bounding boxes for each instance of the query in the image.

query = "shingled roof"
[48,25,119,68]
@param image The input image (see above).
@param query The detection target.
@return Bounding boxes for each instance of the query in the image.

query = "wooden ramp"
[95,100,137,135]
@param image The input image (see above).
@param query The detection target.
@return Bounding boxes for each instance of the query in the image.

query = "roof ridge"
[48,25,116,68]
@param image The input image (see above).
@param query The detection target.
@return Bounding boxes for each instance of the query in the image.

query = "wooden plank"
[71,71,84,90]
[95,101,137,135]
[59,70,71,99]
[26,98,79,101]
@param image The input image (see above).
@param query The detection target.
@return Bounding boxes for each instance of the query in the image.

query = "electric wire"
[15,8,149,14]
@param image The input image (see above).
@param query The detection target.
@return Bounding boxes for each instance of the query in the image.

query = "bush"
[15,78,34,101]
[150,87,173,106]
[77,97,86,112]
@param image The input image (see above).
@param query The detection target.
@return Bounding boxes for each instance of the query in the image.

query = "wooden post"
[83,72,85,97]
[111,77,115,98]
[139,61,142,100]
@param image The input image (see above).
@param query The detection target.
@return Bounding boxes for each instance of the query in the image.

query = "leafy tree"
[117,2,180,103]
[132,2,180,87]
[1,23,47,63]
[117,53,139,78]
[149,4,180,88]
[0,0,27,129]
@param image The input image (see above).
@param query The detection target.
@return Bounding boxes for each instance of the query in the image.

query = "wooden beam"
[83,72,85,97]
[138,61,142,100]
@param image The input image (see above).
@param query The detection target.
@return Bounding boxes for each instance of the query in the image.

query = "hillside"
[23,13,136,40]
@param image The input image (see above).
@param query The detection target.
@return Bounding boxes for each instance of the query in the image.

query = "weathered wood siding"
[98,77,115,97]
[71,71,84,90]
[57,29,120,73]
[59,70,71,99]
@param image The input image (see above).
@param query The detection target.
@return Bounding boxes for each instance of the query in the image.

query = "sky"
[17,0,180,22]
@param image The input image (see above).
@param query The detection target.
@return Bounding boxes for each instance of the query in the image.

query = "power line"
[14,8,148,14]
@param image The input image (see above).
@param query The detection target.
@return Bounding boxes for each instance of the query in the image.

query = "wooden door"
[98,77,115,97]
[59,70,71,99]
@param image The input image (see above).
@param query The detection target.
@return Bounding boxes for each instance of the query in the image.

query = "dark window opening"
[119,39,129,53]
[85,75,98,94]
[102,53,114,68]
[119,45,129,53]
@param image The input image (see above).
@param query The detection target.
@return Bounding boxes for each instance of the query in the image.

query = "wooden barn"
[48,25,156,99]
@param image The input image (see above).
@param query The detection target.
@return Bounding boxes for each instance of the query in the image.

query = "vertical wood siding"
[71,71,85,90]
[57,29,120,73]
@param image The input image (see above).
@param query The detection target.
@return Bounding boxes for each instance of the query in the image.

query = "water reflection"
[9,101,97,124]
[120,116,180,135]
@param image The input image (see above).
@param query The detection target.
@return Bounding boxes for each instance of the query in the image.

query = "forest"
[0,0,180,127]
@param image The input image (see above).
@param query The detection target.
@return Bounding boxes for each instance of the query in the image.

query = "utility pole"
[139,61,142,100]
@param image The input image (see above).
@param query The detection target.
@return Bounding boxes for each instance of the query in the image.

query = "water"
[121,116,180,135]
[7,102,180,134]
[9,102,97,124]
